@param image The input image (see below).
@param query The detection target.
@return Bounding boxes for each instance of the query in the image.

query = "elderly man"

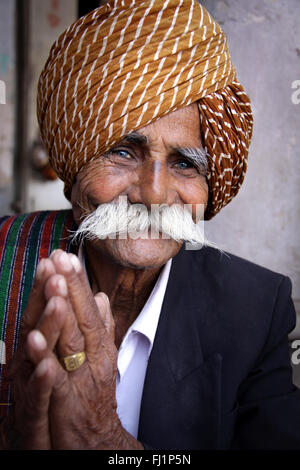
[0,0,300,450]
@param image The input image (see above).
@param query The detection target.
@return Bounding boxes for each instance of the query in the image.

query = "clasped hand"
[6,249,142,450]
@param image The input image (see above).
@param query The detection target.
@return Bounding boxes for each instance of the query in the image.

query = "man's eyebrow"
[173,146,208,174]
[103,132,148,157]
[120,132,148,146]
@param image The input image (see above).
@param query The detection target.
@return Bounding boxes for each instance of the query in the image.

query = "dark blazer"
[138,245,300,450]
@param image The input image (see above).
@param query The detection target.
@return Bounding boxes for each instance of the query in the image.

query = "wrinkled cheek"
[182,194,209,223]
[190,185,209,221]
[81,172,133,204]
[177,178,208,211]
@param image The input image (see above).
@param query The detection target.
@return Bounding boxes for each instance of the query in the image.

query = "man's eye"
[175,160,195,170]
[111,149,131,159]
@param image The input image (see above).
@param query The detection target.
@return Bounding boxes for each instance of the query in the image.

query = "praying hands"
[4,250,143,450]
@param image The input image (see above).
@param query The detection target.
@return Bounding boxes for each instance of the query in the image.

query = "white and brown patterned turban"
[37,0,253,219]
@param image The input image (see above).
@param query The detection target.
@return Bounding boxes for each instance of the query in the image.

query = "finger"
[28,294,85,371]
[35,296,68,352]
[26,295,68,364]
[50,250,105,357]
[25,332,71,414]
[55,296,85,360]
[43,274,84,359]
[26,330,48,366]
[28,357,57,404]
[20,357,57,450]
[25,328,64,390]
[9,290,66,383]
[26,336,70,398]
[11,260,57,384]
[44,273,68,302]
[19,258,56,348]
[94,293,115,342]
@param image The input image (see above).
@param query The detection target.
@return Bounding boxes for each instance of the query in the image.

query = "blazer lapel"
[138,247,222,450]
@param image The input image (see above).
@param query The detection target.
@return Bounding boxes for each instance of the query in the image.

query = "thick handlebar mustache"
[71,197,217,250]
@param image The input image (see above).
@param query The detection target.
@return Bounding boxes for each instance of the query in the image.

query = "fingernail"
[31,330,47,351]
[50,249,61,258]
[99,292,109,304]
[70,254,81,273]
[58,251,72,271]
[56,276,68,296]
[36,259,46,280]
[35,359,49,377]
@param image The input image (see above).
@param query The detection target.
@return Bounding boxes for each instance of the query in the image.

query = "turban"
[37,0,253,219]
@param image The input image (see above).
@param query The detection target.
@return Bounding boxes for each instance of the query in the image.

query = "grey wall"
[200,0,300,386]
[201,0,300,316]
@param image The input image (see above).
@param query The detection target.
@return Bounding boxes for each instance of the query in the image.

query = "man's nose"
[129,160,175,208]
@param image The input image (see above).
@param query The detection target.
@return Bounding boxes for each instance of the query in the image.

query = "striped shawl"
[0,210,76,419]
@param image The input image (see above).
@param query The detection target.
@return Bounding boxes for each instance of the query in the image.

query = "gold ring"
[60,351,86,372]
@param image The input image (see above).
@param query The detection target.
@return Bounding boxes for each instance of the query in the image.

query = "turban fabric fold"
[37,0,253,219]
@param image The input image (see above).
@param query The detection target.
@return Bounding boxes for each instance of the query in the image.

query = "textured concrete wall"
[201,0,300,319]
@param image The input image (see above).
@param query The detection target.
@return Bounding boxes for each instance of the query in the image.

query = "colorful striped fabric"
[0,210,76,419]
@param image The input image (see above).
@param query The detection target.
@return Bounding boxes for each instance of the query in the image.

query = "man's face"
[71,102,209,269]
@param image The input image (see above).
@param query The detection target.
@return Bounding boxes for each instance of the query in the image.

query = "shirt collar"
[120,258,172,352]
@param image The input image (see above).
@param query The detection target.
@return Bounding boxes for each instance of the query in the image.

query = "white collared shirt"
[78,244,172,438]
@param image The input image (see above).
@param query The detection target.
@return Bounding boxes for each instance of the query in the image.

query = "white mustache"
[72,197,216,250]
